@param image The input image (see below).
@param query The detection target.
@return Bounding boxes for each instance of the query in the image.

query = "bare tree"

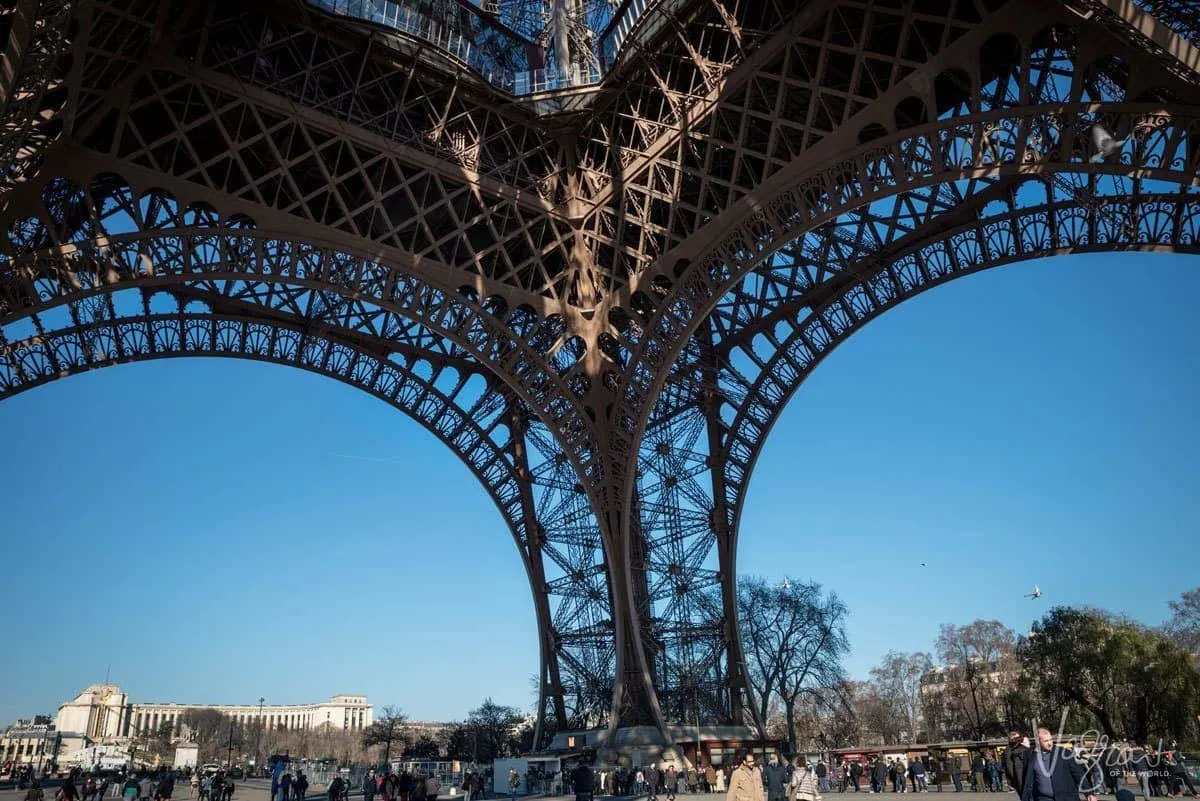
[180,709,235,760]
[935,620,1017,739]
[362,706,409,765]
[1166,587,1200,652]
[851,680,902,745]
[738,576,849,753]
[868,651,933,742]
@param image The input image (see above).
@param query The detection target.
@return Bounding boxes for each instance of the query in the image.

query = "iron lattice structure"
[1,0,1198,744]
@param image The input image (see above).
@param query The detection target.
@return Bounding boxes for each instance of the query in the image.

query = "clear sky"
[2,251,1198,727]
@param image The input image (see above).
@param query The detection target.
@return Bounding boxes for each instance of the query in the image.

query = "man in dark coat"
[762,755,789,801]
[850,761,862,793]
[871,760,887,795]
[570,762,594,801]
[949,758,963,793]
[1003,733,1030,797]
[646,764,661,801]
[1020,728,1097,801]
[1166,742,1198,797]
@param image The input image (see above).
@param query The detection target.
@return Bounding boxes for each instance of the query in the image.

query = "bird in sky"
[1025,585,1043,599]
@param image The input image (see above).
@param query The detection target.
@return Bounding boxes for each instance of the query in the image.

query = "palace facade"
[54,685,372,743]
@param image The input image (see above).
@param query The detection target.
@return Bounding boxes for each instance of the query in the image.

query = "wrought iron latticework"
[1,0,1197,743]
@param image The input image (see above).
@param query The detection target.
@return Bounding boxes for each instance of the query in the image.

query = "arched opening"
[736,251,1199,677]
[0,354,539,723]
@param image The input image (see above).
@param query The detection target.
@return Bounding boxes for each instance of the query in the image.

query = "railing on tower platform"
[1131,0,1200,45]
[307,0,609,95]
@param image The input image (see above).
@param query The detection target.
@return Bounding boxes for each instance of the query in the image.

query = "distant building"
[406,720,456,738]
[53,685,372,744]
[919,658,1020,739]
[1,721,58,768]
[55,685,130,742]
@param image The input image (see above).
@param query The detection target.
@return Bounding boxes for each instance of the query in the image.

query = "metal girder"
[716,188,1200,534]
[2,0,1200,740]
[0,298,537,545]
[601,2,1200,735]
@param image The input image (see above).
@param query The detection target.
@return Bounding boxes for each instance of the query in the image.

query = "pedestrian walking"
[949,760,963,794]
[155,772,176,801]
[571,763,594,801]
[789,761,821,801]
[1004,734,1030,798]
[725,750,763,801]
[647,765,662,801]
[1165,743,1198,797]
[327,775,344,801]
[764,756,789,801]
[1020,727,1096,801]
[508,767,523,801]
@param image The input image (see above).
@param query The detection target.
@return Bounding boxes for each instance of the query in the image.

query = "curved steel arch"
[718,189,1200,544]
[617,103,1200,434]
[1,308,523,510]
[0,174,597,463]
[0,175,622,736]
[619,186,1200,730]
[615,2,1200,441]
[610,8,1200,728]
[0,287,618,737]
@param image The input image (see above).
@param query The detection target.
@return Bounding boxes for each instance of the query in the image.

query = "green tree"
[462,699,524,762]
[362,706,408,765]
[402,736,441,759]
[737,576,849,753]
[444,724,475,761]
[1021,606,1200,742]
[1166,587,1200,653]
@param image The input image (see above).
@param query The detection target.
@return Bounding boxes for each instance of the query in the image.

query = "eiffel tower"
[1,0,1197,750]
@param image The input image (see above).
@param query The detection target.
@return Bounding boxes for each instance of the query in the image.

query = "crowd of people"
[277,765,483,801]
[555,731,1196,801]
[710,738,1198,801]
[13,729,1195,801]
[564,761,745,796]
[19,768,185,801]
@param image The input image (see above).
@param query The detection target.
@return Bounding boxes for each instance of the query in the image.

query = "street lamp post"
[226,722,235,768]
[257,698,265,772]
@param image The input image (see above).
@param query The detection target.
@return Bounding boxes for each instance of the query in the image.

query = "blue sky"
[2,251,1198,727]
